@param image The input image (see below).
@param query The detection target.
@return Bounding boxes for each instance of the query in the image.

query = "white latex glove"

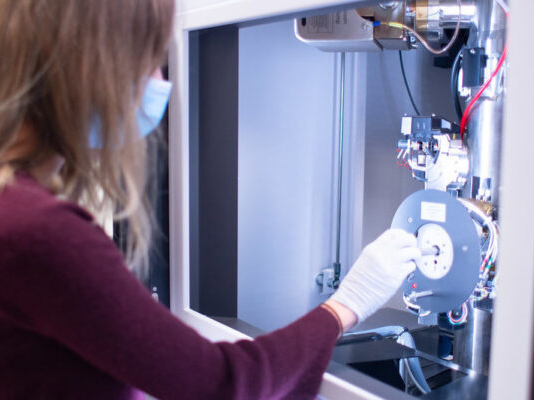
[331,229,420,324]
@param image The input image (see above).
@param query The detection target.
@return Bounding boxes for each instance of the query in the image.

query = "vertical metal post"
[461,0,507,204]
[333,52,346,287]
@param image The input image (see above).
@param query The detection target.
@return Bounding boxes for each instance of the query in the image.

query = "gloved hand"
[330,229,420,324]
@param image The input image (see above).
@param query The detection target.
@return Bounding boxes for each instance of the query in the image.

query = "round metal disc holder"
[392,190,481,313]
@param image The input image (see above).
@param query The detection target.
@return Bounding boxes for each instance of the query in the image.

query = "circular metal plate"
[417,223,454,280]
[391,190,480,313]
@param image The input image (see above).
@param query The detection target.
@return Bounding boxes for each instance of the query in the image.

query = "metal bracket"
[316,267,336,295]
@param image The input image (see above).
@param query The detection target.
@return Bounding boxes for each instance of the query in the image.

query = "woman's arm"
[0,199,339,400]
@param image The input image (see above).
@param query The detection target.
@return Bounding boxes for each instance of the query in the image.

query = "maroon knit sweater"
[0,172,339,399]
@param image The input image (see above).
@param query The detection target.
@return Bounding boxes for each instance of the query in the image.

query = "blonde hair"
[0,0,175,275]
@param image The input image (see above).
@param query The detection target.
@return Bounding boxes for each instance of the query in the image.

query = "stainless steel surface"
[380,1,403,10]
[298,0,477,52]
[332,308,487,398]
[423,373,488,399]
[359,0,475,47]
[327,352,488,400]
[423,135,469,192]
[454,302,493,375]
[326,360,416,400]
[398,116,469,192]
[461,0,507,204]
[469,0,507,50]
[431,0,476,29]
[334,338,416,364]
[413,0,475,43]
[411,350,473,376]
[294,10,383,52]
[464,98,504,202]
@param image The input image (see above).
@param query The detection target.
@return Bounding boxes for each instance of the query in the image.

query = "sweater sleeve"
[0,200,339,400]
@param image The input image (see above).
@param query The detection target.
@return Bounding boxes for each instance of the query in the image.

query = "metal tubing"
[435,0,477,28]
[334,52,346,283]
[414,0,476,39]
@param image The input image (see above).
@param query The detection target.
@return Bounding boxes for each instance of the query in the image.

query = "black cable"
[451,46,464,122]
[399,51,421,116]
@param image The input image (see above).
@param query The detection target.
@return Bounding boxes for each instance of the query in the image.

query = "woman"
[0,1,420,399]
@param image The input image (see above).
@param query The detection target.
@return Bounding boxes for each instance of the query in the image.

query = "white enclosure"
[169,1,534,399]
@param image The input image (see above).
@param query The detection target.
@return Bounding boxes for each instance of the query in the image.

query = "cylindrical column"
[464,97,504,202]
[435,0,477,28]
[454,300,493,374]
[461,0,507,205]
[455,0,505,376]
[414,0,476,39]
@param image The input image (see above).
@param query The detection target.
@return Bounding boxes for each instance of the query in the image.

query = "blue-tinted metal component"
[392,189,480,313]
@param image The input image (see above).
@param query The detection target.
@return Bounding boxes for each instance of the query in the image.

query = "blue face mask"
[88,77,173,148]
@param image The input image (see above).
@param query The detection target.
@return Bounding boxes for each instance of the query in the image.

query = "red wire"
[460,43,509,139]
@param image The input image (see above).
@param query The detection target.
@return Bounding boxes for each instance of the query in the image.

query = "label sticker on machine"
[420,202,446,223]
[307,15,334,33]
